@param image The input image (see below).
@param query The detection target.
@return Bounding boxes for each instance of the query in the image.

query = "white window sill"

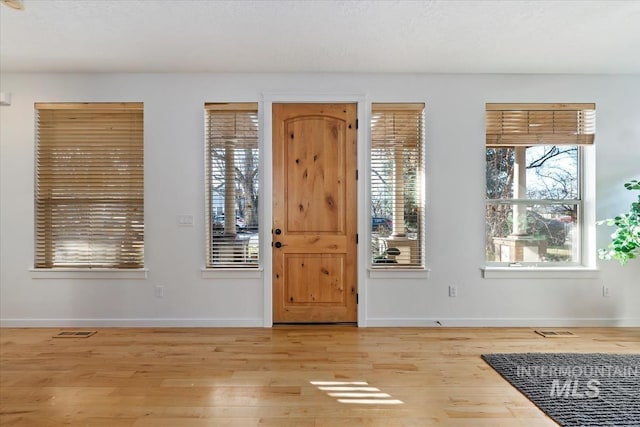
[30,268,148,280]
[201,268,263,279]
[368,268,431,279]
[481,266,600,279]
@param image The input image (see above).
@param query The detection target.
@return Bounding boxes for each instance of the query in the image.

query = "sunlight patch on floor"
[311,380,404,405]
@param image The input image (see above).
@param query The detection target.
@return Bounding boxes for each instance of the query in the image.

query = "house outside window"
[204,103,259,268]
[485,103,595,266]
[34,102,144,269]
[370,103,426,267]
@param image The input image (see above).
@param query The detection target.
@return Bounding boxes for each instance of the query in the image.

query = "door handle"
[275,228,282,235]
[274,242,283,248]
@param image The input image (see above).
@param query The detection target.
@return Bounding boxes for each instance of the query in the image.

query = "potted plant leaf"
[598,179,640,265]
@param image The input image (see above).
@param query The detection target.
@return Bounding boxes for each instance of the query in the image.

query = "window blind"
[35,102,144,268]
[370,103,425,267]
[486,103,595,146]
[205,103,259,268]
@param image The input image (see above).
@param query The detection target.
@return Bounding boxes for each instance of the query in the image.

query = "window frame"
[483,103,596,272]
[369,102,426,270]
[203,102,260,270]
[485,146,584,267]
[33,102,144,271]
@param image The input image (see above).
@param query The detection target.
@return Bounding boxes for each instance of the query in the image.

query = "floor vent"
[535,330,577,338]
[53,331,97,338]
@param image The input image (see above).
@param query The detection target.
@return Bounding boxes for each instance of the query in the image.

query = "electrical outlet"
[602,286,611,297]
[155,285,164,298]
[449,285,458,297]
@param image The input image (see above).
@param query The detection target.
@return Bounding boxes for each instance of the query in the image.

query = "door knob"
[275,228,282,235]
[274,242,282,248]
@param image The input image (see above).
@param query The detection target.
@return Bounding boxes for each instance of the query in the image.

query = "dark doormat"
[482,353,640,426]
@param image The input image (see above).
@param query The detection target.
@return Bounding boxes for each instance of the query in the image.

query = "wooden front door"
[272,103,357,323]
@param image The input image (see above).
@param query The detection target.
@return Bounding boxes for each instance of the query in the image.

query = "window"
[204,103,259,268]
[370,103,425,267]
[35,102,144,269]
[485,103,595,266]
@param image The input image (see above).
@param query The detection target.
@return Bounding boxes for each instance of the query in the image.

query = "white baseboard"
[0,318,265,328]
[2,317,638,328]
[364,317,640,327]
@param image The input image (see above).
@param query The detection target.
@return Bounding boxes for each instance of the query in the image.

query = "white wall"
[1,73,639,327]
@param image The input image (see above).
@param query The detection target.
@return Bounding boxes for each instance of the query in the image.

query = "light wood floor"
[1,327,639,426]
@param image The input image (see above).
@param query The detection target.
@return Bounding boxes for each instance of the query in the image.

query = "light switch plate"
[177,215,194,226]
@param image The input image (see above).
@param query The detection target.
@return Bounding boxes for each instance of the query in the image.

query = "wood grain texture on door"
[272,103,357,323]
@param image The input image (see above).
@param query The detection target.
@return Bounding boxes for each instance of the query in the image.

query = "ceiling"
[1,0,640,74]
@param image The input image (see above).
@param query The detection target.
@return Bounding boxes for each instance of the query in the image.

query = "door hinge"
[356,169,358,180]
[357,293,359,304]
[356,119,359,129]
[356,233,359,244]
